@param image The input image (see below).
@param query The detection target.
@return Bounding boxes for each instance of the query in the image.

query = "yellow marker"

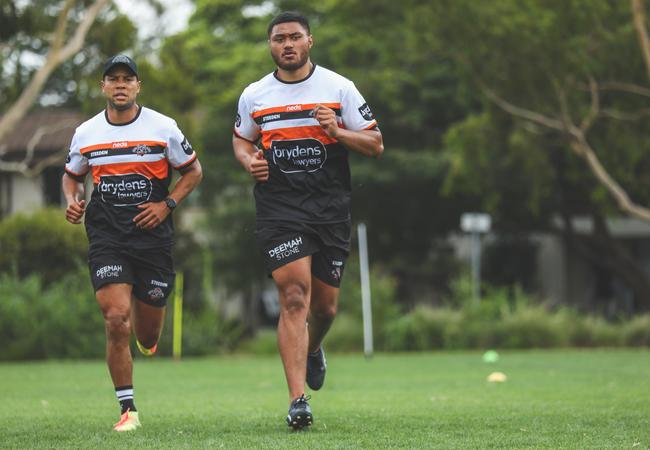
[173,272,184,360]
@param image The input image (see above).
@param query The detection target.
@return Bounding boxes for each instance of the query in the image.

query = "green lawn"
[1,350,648,449]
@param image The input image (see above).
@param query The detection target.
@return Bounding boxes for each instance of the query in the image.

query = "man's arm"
[133,159,203,230]
[62,173,86,224]
[233,135,269,182]
[313,104,384,157]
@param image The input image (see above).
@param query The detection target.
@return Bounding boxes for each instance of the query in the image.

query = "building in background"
[0,110,83,218]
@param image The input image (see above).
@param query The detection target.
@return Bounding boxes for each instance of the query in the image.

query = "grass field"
[1,349,649,449]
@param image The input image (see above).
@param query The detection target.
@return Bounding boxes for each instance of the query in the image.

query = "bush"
[0,271,103,360]
[0,208,88,285]
[622,315,650,346]
[384,306,460,351]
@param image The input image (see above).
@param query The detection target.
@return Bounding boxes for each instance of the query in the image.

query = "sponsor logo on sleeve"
[271,138,327,173]
[181,137,193,155]
[268,237,303,261]
[98,173,152,206]
[235,113,242,128]
[66,153,71,164]
[358,103,374,121]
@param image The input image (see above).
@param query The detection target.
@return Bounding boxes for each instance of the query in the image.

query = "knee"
[312,301,337,321]
[279,281,310,315]
[102,309,131,341]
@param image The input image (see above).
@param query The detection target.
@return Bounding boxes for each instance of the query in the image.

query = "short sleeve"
[341,82,378,132]
[233,91,260,143]
[166,121,197,170]
[64,132,89,180]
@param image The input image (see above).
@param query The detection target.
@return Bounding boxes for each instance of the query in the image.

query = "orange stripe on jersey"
[80,140,167,155]
[174,154,197,170]
[261,126,338,149]
[252,103,341,119]
[91,159,169,184]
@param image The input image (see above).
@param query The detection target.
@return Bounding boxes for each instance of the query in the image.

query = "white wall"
[9,173,44,214]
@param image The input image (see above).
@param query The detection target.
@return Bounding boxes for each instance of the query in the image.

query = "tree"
[0,0,111,143]
[434,0,650,310]
[0,0,140,176]
[146,0,478,308]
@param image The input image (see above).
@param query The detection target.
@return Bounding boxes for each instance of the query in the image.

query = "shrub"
[622,315,650,346]
[0,208,88,285]
[384,306,460,351]
[0,271,103,360]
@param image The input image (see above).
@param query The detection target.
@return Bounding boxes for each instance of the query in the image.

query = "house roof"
[0,109,84,165]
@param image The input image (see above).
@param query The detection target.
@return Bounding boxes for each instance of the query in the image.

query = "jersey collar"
[273,63,317,85]
[104,105,142,126]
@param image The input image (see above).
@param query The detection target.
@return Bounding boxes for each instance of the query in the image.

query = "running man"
[233,11,384,429]
[62,55,202,432]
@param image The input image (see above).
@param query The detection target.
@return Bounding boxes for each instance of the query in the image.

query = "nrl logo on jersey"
[358,103,374,121]
[132,144,151,156]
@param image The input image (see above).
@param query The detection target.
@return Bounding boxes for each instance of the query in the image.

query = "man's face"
[269,22,312,71]
[101,66,140,111]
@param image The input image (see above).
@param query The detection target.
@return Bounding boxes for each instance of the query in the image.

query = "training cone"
[487,371,507,382]
[482,350,499,363]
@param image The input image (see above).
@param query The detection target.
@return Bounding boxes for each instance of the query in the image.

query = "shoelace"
[294,394,311,404]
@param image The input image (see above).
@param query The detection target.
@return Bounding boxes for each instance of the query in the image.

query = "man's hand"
[248,149,269,182]
[65,199,86,224]
[313,104,339,138]
[133,201,170,230]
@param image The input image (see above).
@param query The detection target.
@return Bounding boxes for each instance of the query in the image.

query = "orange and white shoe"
[113,409,141,432]
[136,340,157,356]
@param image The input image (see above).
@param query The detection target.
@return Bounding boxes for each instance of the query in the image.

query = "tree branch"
[569,134,650,222]
[0,119,80,177]
[599,81,650,97]
[600,107,650,121]
[632,0,650,80]
[482,85,650,223]
[480,85,565,130]
[580,76,600,132]
[0,0,111,145]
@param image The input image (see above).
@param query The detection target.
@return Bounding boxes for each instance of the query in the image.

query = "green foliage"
[379,277,644,351]
[0,208,88,285]
[0,0,138,112]
[161,305,247,356]
[0,271,103,360]
[0,267,249,360]
[622,314,650,346]
[336,255,400,350]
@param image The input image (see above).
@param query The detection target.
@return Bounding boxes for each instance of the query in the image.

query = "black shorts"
[88,244,175,307]
[255,221,351,287]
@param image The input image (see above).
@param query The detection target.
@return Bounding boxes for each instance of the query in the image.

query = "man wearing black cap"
[62,54,203,432]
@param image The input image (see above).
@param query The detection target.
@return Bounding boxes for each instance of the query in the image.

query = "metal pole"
[357,223,373,357]
[471,232,481,302]
[173,272,184,360]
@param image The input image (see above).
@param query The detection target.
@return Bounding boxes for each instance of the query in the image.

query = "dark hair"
[267,11,310,36]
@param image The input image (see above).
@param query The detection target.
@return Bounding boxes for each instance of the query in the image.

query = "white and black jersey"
[65,106,197,249]
[234,64,378,224]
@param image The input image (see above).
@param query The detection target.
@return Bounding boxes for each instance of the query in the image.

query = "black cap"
[102,54,138,78]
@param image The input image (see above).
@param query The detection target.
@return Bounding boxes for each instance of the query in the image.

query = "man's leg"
[96,283,134,388]
[96,282,142,431]
[308,276,339,352]
[132,300,166,352]
[273,256,312,402]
